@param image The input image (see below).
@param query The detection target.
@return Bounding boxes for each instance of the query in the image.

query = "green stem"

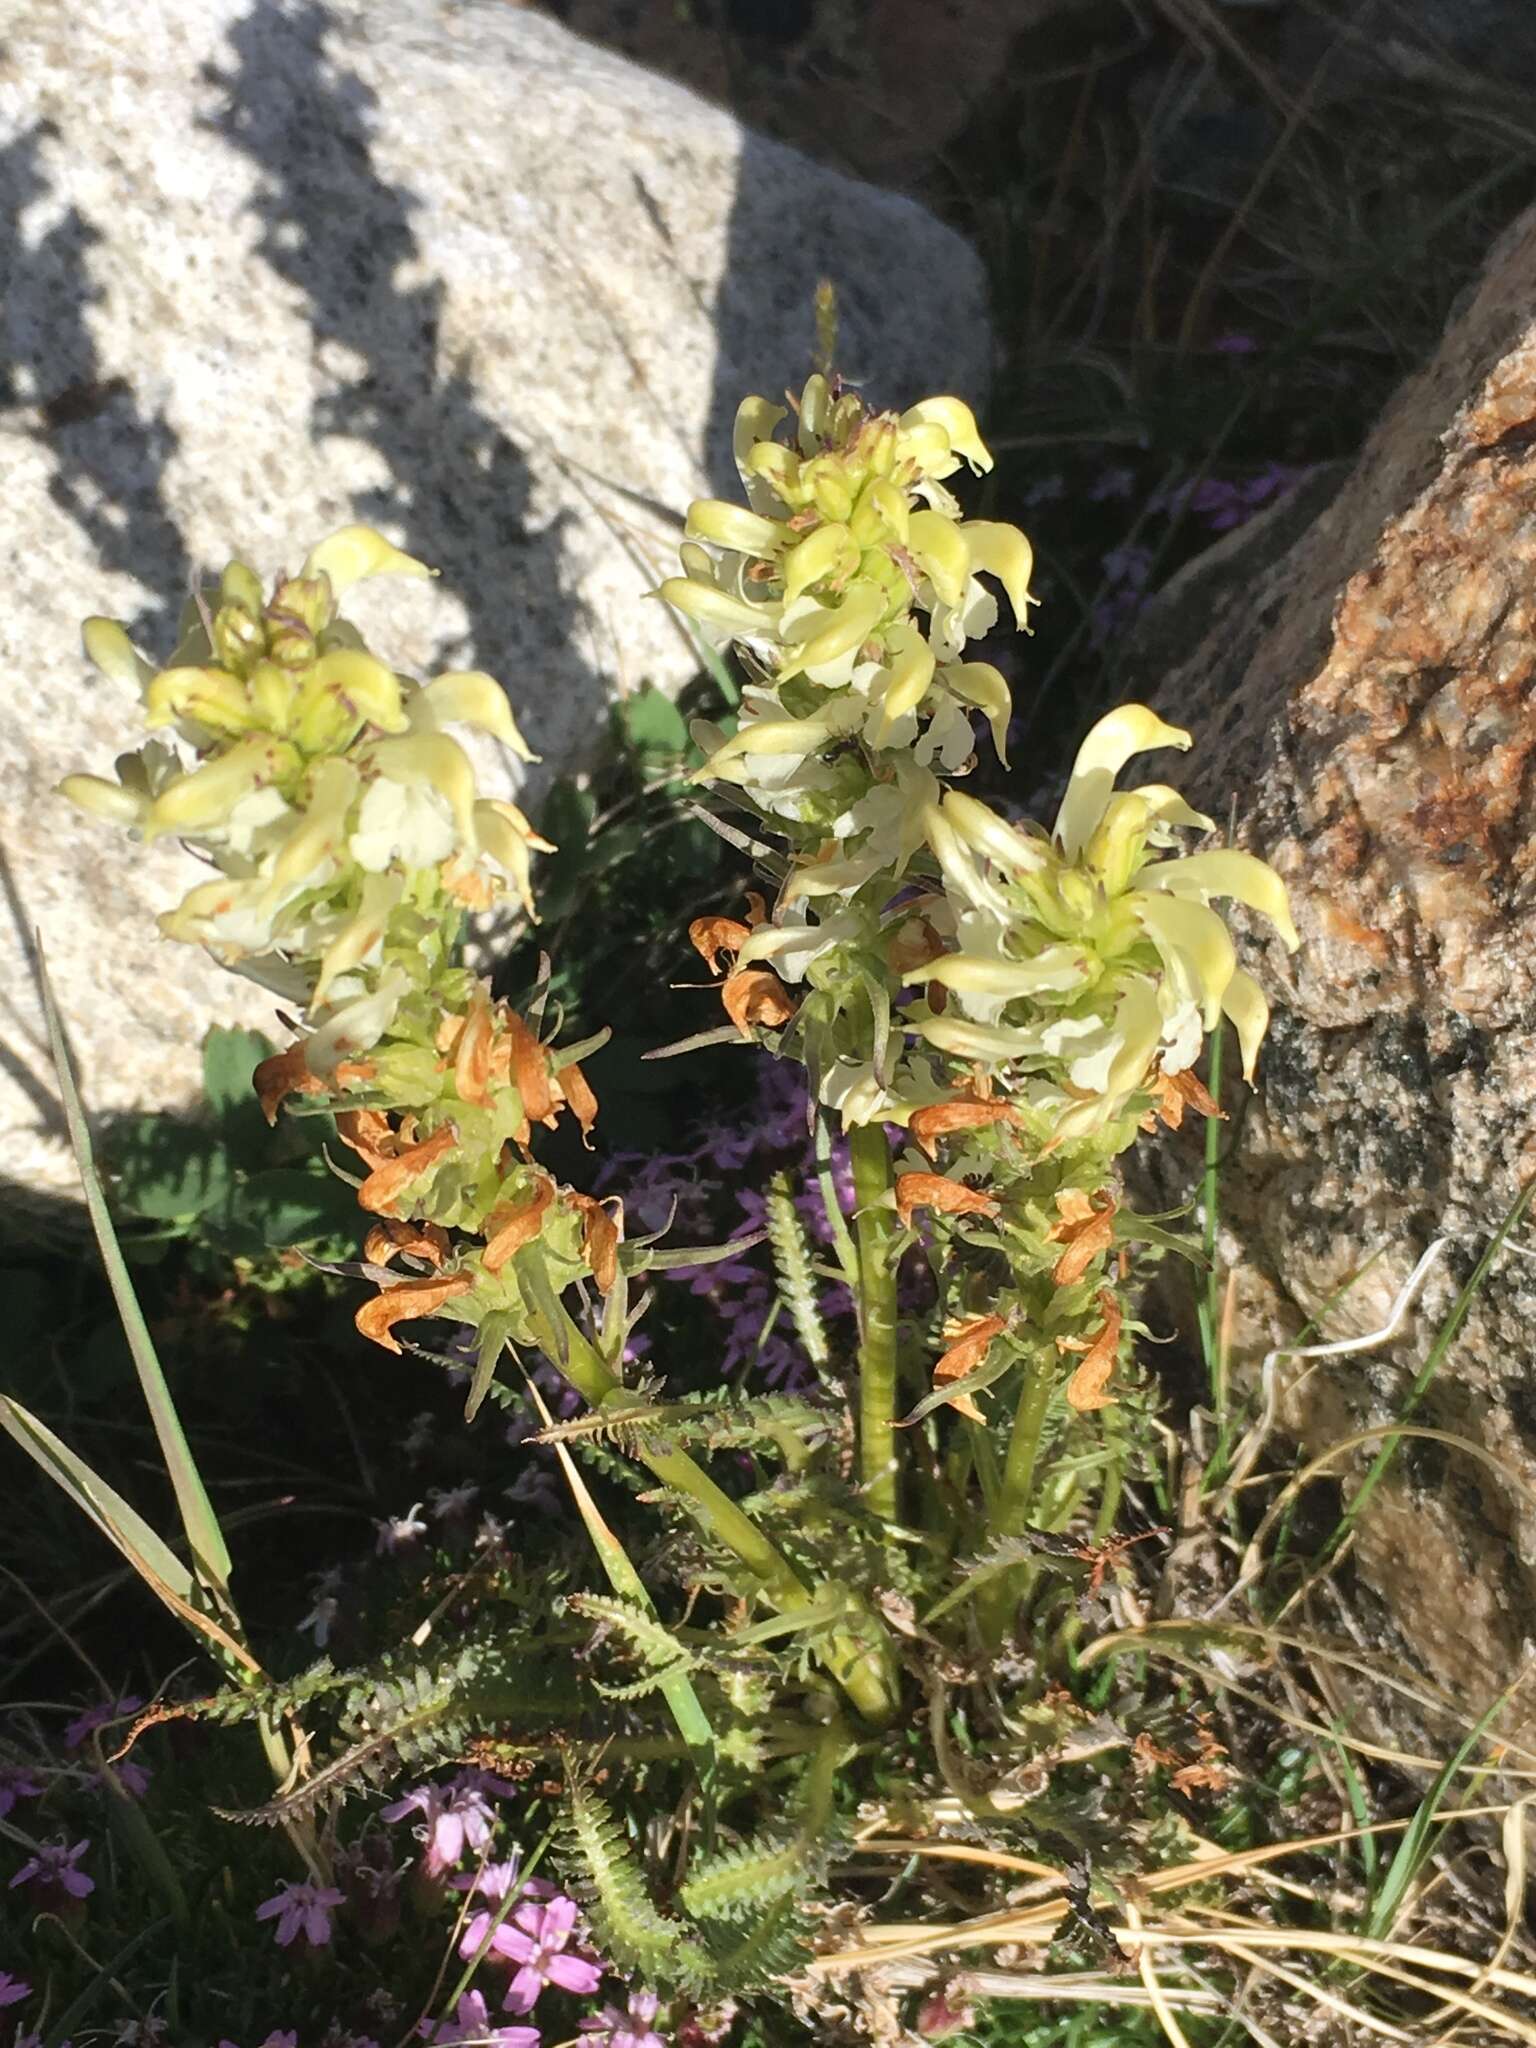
[814,1107,861,1292]
[977,1350,1057,1647]
[850,1122,900,1525]
[514,1246,899,1725]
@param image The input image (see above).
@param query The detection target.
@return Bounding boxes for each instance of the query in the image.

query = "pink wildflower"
[579,1991,665,2048]
[382,1769,512,1877]
[497,1895,603,2014]
[254,1878,346,1947]
[420,1990,539,2047]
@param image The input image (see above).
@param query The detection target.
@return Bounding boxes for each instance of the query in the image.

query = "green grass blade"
[1365,1688,1506,1940]
[524,1377,716,1773]
[0,1396,258,1676]
[36,938,234,1597]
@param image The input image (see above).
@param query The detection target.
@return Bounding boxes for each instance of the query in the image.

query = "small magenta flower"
[420,1991,539,2047]
[580,1990,665,2048]
[10,1839,94,1898]
[0,1767,43,1820]
[497,1895,603,2014]
[382,1769,512,1877]
[0,1974,30,2008]
[254,1877,346,1947]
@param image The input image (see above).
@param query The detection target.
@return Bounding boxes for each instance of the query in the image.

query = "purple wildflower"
[10,1839,94,1898]
[64,1698,142,1750]
[0,1767,43,1821]
[580,1991,666,2048]
[497,1894,603,2013]
[1212,330,1257,354]
[382,1769,513,1877]
[298,1567,343,1649]
[421,1991,540,2047]
[0,1976,29,2009]
[254,1878,346,1947]
[375,1503,428,1555]
[428,1482,480,1523]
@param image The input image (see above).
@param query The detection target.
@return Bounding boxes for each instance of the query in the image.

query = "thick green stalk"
[977,1350,1056,1647]
[515,1247,899,1725]
[851,1122,901,1524]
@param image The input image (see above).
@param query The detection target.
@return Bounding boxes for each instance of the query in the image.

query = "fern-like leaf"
[564,1780,710,1988]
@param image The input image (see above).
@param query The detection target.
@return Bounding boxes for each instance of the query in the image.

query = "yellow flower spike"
[925,947,1089,999]
[907,508,971,608]
[962,522,1036,629]
[874,623,936,739]
[941,661,1012,765]
[775,580,886,681]
[367,732,479,843]
[415,671,537,762]
[733,395,788,475]
[473,798,553,920]
[301,525,436,594]
[801,455,856,525]
[57,772,148,829]
[258,757,360,912]
[677,542,716,583]
[898,397,994,476]
[1055,706,1192,861]
[797,372,833,448]
[145,736,300,839]
[851,477,910,548]
[1134,893,1237,1029]
[143,666,261,737]
[1147,849,1299,951]
[941,790,1046,874]
[697,712,845,777]
[921,802,1015,920]
[1220,967,1271,1081]
[683,500,789,558]
[1099,977,1165,1098]
[655,577,780,639]
[157,874,265,951]
[910,1012,1041,1061]
[781,521,858,605]
[82,616,153,691]
[746,441,804,506]
[219,560,265,613]
[312,871,407,1008]
[248,659,298,734]
[1085,792,1157,896]
[1133,785,1217,834]
[310,648,410,736]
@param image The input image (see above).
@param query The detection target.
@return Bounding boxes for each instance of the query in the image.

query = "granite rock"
[0,0,990,1207]
[1126,200,1536,1737]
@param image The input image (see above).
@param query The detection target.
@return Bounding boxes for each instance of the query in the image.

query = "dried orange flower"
[894,1172,1001,1230]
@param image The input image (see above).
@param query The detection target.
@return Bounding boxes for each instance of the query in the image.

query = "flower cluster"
[665,375,1295,1429]
[60,527,549,1075]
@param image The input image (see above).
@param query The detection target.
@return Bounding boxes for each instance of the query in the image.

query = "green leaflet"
[565,1780,711,1988]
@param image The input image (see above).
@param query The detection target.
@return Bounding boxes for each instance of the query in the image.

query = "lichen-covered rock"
[1128,201,1536,1731]
[0,0,989,1207]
